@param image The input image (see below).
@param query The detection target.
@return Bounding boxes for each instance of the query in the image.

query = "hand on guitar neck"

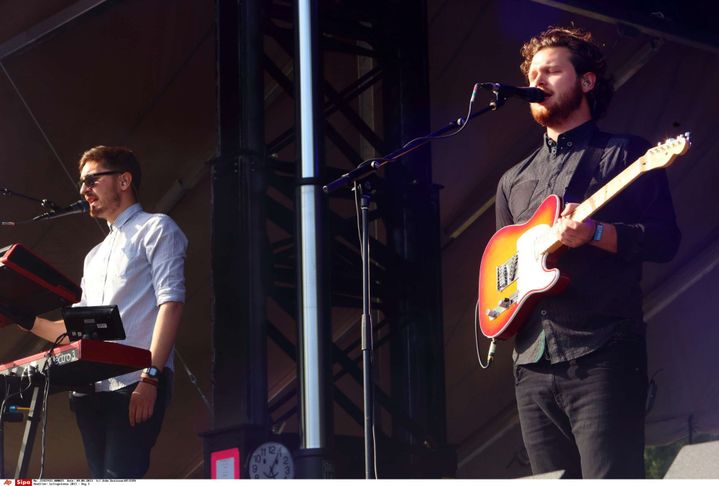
[553,202,617,253]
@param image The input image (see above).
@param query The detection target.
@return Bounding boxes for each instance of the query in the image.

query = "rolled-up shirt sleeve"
[143,216,188,305]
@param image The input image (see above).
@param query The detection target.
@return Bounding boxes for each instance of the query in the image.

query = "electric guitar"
[477,133,690,340]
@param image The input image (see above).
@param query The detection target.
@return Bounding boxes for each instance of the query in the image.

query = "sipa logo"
[4,480,14,486]
[16,480,31,486]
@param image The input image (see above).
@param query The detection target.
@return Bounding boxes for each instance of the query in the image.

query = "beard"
[89,191,122,219]
[530,78,584,127]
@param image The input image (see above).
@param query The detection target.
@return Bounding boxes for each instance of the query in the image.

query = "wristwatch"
[142,366,162,378]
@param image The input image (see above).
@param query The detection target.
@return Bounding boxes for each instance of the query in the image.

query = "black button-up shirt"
[495,121,681,365]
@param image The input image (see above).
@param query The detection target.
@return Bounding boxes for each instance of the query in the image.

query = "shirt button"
[540,309,548,316]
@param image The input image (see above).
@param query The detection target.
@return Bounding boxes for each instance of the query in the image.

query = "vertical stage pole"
[203,0,269,475]
[379,0,448,470]
[294,0,333,478]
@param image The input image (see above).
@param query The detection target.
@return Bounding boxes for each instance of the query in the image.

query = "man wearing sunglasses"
[27,145,187,479]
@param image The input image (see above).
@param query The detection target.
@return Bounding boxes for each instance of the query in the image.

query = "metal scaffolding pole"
[202,0,269,477]
[294,0,333,478]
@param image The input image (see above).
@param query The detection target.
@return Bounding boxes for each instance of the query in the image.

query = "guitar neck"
[539,156,647,254]
[572,155,646,222]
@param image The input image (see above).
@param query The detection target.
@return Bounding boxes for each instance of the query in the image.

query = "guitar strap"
[563,131,612,204]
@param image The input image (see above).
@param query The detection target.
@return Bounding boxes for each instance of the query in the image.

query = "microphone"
[479,82,546,103]
[33,199,90,221]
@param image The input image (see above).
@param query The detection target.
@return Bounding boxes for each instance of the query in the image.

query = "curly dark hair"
[520,26,613,119]
[79,145,142,196]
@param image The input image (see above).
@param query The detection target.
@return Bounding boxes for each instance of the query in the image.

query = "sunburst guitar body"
[477,133,691,340]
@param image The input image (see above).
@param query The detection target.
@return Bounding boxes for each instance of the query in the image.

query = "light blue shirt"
[77,203,187,391]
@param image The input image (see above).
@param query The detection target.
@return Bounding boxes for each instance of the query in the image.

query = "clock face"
[248,441,294,479]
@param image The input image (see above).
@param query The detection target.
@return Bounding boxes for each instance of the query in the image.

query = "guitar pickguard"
[515,223,560,300]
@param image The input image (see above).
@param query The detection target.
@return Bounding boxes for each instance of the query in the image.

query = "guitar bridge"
[496,254,519,291]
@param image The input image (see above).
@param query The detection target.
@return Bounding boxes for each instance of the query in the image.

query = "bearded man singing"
[494,26,680,478]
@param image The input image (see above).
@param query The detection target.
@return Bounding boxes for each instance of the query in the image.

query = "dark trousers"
[514,337,647,479]
[69,372,171,479]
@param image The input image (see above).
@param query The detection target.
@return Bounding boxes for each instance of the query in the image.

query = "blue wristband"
[592,222,604,241]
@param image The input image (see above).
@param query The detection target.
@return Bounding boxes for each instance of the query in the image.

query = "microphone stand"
[0,188,58,210]
[323,90,509,479]
[1,188,59,226]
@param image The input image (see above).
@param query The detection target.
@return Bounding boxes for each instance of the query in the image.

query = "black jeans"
[69,372,172,479]
[514,337,647,479]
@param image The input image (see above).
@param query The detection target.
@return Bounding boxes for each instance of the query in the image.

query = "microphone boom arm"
[323,93,504,194]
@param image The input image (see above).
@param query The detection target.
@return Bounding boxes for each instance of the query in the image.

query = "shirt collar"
[107,203,142,231]
[544,120,596,152]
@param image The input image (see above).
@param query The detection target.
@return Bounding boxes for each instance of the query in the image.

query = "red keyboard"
[0,339,150,392]
[0,243,82,327]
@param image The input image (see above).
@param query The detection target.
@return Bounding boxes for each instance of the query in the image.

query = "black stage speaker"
[665,441,719,479]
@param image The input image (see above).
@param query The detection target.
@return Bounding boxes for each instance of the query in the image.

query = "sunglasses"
[77,171,123,190]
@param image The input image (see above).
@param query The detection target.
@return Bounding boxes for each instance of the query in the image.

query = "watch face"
[248,442,294,479]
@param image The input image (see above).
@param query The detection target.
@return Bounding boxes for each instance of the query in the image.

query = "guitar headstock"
[643,132,691,171]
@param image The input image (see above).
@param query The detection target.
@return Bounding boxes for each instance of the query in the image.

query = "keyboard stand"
[14,377,44,478]
[0,373,45,479]
[0,340,150,477]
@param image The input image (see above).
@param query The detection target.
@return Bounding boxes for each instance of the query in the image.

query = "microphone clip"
[479,83,509,111]
[41,199,59,211]
[479,82,546,108]
[32,200,89,221]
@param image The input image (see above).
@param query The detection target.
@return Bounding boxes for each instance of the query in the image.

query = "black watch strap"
[142,366,161,378]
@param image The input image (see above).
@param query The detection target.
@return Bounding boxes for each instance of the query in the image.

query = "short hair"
[78,145,142,196]
[520,26,613,119]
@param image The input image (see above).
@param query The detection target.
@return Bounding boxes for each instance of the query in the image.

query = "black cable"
[0,377,9,479]
[348,84,479,478]
[0,334,67,479]
[349,83,479,174]
[38,359,52,479]
[391,82,477,146]
[174,349,212,416]
[46,333,67,353]
[1,361,34,408]
[1,376,9,419]
[0,376,9,426]
[37,359,53,479]
[38,332,66,479]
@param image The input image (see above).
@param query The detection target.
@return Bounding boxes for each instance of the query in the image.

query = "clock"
[248,441,294,479]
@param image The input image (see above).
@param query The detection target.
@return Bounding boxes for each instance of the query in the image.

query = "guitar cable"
[474,300,497,369]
